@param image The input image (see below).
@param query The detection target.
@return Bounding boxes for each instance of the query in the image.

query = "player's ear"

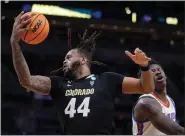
[80,57,87,65]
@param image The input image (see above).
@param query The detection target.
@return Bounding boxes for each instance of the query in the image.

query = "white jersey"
[132,93,176,135]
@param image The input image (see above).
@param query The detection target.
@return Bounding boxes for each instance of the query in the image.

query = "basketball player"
[132,61,185,135]
[11,11,154,134]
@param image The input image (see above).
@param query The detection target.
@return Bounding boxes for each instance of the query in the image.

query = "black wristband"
[140,65,150,71]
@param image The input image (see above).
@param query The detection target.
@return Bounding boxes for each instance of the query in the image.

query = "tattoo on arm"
[11,41,31,84]
[25,76,51,95]
[11,41,51,95]
[135,98,185,135]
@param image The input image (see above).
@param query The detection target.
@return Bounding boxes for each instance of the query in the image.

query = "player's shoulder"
[138,93,155,100]
[87,74,97,78]
[133,96,162,122]
[49,75,65,79]
[49,76,67,87]
[135,94,161,111]
[100,72,124,78]
[167,95,175,105]
[100,72,114,76]
[49,76,66,81]
[84,74,98,81]
[137,97,156,106]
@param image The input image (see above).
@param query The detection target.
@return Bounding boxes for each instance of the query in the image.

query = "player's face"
[63,49,84,77]
[150,64,167,93]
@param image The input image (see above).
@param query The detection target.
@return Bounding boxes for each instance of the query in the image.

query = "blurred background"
[1,1,184,135]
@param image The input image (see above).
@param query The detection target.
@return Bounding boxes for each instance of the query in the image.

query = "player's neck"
[153,88,168,103]
[74,66,91,80]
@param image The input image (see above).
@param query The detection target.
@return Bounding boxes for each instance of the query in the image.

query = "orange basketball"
[21,12,50,45]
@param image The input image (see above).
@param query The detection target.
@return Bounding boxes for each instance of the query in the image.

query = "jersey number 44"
[64,97,90,118]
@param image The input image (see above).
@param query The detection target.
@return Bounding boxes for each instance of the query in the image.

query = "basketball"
[20,12,50,45]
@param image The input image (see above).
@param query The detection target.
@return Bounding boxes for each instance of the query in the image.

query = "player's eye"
[68,55,72,59]
[66,55,72,60]
[157,68,162,72]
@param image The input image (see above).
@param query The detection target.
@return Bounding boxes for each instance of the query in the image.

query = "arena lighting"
[142,15,151,22]
[92,11,102,19]
[166,17,178,25]
[125,7,131,14]
[4,0,9,3]
[31,4,92,19]
[23,4,32,12]
[132,12,137,23]
[1,16,5,20]
[170,40,174,46]
[158,17,165,23]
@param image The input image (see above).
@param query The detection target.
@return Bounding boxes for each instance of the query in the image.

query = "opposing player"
[11,11,154,134]
[132,61,185,135]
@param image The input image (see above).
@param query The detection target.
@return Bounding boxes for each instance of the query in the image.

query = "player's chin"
[64,71,69,77]
[155,83,166,93]
[64,69,73,78]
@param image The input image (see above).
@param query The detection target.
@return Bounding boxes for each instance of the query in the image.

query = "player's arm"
[134,98,185,135]
[122,69,153,94]
[122,48,153,94]
[11,34,51,95]
[10,11,51,95]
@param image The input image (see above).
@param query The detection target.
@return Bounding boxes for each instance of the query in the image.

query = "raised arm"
[10,11,51,95]
[134,98,185,135]
[122,70,153,94]
[122,48,153,94]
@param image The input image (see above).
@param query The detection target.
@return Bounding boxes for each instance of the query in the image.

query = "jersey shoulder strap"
[167,95,175,109]
[138,93,155,100]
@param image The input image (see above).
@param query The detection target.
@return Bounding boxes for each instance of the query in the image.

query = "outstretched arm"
[122,71,153,94]
[11,11,51,95]
[122,48,153,94]
[134,98,185,135]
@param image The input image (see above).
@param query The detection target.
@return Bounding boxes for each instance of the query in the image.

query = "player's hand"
[125,48,151,67]
[10,11,32,43]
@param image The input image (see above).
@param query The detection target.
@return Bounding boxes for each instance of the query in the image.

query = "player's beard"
[64,60,81,80]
